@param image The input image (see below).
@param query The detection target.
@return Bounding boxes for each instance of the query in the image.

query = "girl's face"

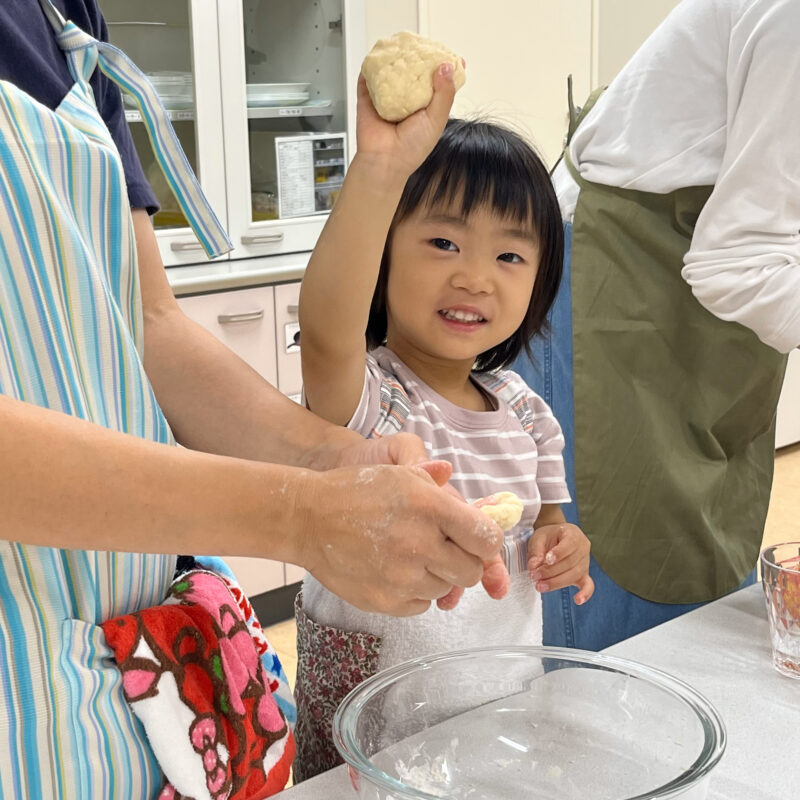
[384,202,539,372]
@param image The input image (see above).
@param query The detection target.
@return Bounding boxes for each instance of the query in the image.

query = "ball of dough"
[361,31,466,122]
[472,491,524,532]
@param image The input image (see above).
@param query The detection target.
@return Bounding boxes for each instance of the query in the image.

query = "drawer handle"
[170,239,204,252]
[241,232,285,245]
[287,304,299,314]
[217,309,265,324]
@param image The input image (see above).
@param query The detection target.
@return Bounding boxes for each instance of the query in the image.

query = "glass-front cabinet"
[218,0,364,259]
[100,0,228,266]
[98,0,365,266]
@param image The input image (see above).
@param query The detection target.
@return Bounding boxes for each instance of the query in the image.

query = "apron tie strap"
[38,0,233,259]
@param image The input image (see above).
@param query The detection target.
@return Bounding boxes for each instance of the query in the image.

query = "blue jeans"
[511,223,756,651]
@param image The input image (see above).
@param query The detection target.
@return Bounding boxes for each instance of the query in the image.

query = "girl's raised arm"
[299,67,457,425]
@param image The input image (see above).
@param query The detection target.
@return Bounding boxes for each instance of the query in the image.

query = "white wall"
[420,0,593,166]
[365,0,418,44]
[365,0,682,166]
[594,0,682,86]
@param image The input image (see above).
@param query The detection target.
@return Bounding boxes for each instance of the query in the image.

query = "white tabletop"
[276,584,799,799]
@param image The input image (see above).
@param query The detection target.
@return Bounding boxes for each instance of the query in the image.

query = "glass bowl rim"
[332,645,727,800]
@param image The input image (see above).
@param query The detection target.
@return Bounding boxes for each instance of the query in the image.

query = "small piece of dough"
[360,31,466,122]
[472,492,524,532]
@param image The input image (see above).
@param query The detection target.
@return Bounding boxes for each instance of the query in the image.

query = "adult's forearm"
[0,393,509,616]
[0,393,305,561]
[141,305,357,467]
[132,209,356,469]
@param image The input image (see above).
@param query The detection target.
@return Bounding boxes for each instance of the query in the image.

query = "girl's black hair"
[366,118,564,373]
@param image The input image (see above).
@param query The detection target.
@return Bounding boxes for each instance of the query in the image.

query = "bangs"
[394,119,546,228]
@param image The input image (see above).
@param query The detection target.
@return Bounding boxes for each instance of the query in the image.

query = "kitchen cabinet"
[217,0,365,260]
[274,282,303,402]
[176,282,309,594]
[177,285,279,385]
[101,0,228,267]
[100,0,366,268]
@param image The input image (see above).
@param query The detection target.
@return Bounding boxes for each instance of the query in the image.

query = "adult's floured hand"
[415,461,511,610]
[293,460,505,616]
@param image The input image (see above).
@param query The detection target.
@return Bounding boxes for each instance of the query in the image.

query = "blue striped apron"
[0,2,231,797]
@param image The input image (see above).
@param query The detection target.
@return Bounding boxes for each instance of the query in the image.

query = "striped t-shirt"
[353,346,571,569]
[301,346,571,667]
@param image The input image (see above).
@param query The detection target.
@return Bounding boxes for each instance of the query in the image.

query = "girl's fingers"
[425,62,457,125]
[436,585,464,610]
[529,548,584,582]
[541,532,580,564]
[573,575,596,606]
[533,561,591,593]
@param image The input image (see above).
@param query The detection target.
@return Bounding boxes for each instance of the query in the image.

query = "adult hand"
[294,462,504,616]
[332,433,511,608]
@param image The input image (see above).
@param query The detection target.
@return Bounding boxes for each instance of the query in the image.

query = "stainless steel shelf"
[125,108,194,123]
[124,101,333,124]
[246,101,333,119]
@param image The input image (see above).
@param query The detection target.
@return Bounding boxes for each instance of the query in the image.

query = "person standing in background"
[512,0,800,651]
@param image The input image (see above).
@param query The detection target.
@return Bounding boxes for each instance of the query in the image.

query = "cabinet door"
[177,285,278,385]
[101,0,229,268]
[274,282,303,401]
[217,0,366,260]
[177,285,284,594]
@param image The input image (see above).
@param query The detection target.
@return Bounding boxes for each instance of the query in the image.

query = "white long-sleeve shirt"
[554,0,800,353]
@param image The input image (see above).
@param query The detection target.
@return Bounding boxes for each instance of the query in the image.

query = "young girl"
[293,64,594,781]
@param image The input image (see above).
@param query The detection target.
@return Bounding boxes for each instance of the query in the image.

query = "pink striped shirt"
[350,347,571,573]
[300,346,572,664]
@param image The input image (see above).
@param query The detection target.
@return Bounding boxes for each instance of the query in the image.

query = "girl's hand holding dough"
[360,30,466,122]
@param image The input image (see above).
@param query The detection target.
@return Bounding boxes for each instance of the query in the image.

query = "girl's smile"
[437,304,488,330]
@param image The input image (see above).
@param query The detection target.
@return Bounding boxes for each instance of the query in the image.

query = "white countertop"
[166,252,310,296]
[275,584,798,800]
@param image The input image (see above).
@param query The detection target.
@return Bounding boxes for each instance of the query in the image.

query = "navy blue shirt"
[0,0,158,211]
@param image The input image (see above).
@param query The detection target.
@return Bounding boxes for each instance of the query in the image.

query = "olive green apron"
[566,89,787,603]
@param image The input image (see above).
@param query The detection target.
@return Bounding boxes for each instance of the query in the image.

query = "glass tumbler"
[760,541,800,679]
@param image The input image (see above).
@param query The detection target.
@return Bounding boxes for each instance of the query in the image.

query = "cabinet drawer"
[274,282,303,399]
[177,285,278,385]
[284,563,307,584]
[224,556,285,597]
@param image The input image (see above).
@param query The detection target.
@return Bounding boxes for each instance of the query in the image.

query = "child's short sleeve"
[347,353,412,438]
[525,388,571,505]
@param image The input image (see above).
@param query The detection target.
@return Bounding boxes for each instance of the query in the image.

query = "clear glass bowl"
[333,647,725,800]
